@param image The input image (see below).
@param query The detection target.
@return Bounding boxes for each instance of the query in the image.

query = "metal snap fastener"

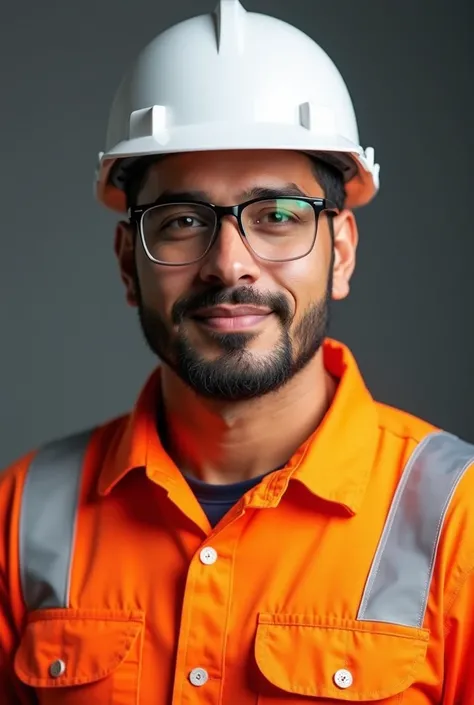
[189,667,209,687]
[49,659,66,678]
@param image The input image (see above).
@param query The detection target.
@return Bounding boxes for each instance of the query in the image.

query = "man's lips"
[191,305,273,331]
[192,305,273,318]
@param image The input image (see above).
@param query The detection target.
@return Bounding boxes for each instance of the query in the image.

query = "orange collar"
[98,339,380,515]
[245,339,380,515]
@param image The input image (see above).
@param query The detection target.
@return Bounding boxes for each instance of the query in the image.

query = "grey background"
[1,0,473,467]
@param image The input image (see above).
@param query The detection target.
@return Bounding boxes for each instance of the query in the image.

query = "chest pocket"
[14,608,144,705]
[254,614,429,703]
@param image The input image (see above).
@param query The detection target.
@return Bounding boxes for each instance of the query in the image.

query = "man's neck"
[159,351,337,484]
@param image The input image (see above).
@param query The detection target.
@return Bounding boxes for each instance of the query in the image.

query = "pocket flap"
[255,614,429,701]
[14,608,145,688]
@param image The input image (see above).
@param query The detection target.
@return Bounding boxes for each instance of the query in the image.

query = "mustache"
[172,286,292,325]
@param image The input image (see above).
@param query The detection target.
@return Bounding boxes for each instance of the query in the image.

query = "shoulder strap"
[357,430,474,627]
[19,430,93,611]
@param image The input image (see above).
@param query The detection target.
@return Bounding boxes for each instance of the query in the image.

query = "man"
[1,1,474,703]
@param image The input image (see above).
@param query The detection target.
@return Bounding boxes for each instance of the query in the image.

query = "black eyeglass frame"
[128,196,339,266]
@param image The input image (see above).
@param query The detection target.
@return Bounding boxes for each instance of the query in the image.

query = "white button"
[49,659,66,678]
[189,667,209,687]
[200,547,218,565]
[334,668,353,689]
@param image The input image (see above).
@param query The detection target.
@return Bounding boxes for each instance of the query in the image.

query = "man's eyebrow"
[148,183,310,205]
[154,190,210,203]
[240,183,310,200]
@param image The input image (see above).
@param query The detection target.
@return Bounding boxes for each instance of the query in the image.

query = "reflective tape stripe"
[19,430,92,611]
[358,431,474,627]
[18,427,474,623]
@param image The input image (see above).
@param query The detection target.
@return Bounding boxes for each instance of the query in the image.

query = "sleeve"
[0,460,37,704]
[442,564,474,704]
[0,568,36,704]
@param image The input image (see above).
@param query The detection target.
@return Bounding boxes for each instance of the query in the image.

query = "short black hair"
[123,154,346,211]
[311,158,346,210]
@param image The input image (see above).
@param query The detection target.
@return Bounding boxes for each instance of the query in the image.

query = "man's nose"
[198,217,261,287]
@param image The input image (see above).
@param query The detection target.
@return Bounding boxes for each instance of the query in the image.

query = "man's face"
[116,150,356,401]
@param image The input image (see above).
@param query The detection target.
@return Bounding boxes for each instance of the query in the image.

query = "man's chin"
[171,338,294,401]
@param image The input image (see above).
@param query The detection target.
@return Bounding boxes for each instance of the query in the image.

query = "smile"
[192,305,273,332]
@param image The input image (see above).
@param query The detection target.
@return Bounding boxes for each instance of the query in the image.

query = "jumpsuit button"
[189,667,209,687]
[200,547,218,565]
[333,668,353,689]
[49,659,66,678]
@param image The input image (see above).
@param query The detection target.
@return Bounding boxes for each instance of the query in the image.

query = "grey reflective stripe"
[358,430,474,627]
[19,430,92,611]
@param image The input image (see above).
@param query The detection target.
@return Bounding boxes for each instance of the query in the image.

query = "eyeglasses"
[128,196,338,266]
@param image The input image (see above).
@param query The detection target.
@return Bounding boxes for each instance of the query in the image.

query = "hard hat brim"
[96,122,379,212]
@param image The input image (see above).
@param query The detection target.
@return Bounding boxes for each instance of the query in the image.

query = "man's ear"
[114,220,138,307]
[331,209,359,301]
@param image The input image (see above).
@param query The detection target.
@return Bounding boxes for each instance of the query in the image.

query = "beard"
[135,272,332,402]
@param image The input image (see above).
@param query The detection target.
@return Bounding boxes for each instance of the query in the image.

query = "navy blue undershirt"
[157,398,278,527]
[183,472,269,527]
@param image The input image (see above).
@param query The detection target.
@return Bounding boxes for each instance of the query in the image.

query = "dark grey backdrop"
[1,0,473,467]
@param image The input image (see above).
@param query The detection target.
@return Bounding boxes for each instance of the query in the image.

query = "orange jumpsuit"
[1,339,474,704]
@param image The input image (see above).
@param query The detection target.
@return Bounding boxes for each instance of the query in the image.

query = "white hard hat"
[95,0,380,213]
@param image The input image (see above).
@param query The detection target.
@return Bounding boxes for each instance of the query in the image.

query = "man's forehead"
[138,150,322,203]
[153,183,314,203]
